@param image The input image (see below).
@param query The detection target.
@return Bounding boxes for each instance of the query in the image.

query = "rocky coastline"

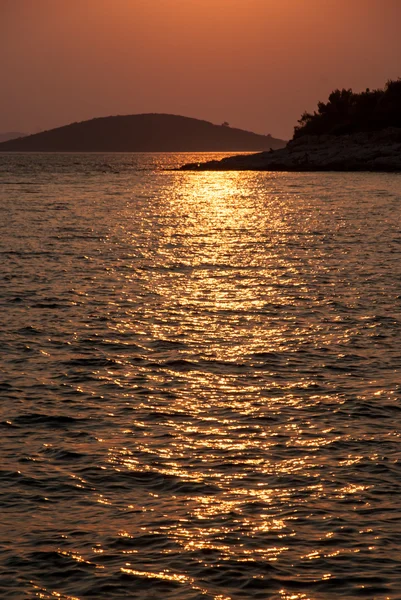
[180,128,401,171]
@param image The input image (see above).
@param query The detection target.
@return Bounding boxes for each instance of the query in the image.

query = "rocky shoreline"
[180,128,401,171]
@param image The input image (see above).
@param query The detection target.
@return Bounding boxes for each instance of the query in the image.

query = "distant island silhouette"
[0,132,27,143]
[181,79,401,172]
[0,114,286,153]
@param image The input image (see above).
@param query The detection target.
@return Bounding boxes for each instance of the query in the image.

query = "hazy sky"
[1,0,401,139]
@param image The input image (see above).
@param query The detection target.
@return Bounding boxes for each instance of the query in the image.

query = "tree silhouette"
[294,78,401,138]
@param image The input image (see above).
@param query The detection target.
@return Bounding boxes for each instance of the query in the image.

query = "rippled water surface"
[1,153,401,599]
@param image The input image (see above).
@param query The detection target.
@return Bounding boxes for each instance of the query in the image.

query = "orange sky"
[1,0,401,139]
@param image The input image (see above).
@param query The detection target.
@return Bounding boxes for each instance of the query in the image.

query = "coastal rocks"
[180,128,401,171]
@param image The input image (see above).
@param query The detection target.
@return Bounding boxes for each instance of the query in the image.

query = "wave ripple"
[1,153,401,598]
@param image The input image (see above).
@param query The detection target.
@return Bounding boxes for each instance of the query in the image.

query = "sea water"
[1,153,401,599]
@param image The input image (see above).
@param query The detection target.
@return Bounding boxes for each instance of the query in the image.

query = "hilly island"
[0,114,286,153]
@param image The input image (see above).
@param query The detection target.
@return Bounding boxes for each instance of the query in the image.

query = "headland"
[181,80,401,171]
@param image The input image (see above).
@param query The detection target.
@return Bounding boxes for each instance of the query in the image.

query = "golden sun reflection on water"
[131,169,317,366]
[56,165,399,600]
[3,155,401,599]
[101,165,359,594]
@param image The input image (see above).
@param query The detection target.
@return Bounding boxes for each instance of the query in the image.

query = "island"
[0,132,26,143]
[0,114,286,153]
[180,79,401,171]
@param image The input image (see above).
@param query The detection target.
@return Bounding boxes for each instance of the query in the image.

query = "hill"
[0,114,286,152]
[0,132,27,143]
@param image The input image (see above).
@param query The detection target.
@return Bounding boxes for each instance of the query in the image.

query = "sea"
[1,152,401,600]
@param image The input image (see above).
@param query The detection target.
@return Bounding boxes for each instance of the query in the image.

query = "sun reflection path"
[3,156,401,599]
[54,167,401,600]
[137,170,311,362]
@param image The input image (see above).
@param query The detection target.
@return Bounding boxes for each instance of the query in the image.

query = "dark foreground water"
[1,153,401,599]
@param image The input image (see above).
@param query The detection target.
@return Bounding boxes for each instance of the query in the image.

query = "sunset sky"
[1,0,401,139]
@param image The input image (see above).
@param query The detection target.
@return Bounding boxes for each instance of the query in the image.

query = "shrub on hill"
[294,78,401,138]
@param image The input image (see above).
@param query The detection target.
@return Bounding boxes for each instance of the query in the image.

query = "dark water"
[1,153,401,599]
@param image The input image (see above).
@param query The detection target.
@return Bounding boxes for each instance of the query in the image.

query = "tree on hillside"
[293,78,401,138]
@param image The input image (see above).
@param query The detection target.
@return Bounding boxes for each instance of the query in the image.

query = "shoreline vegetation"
[180,79,401,171]
[0,114,286,153]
